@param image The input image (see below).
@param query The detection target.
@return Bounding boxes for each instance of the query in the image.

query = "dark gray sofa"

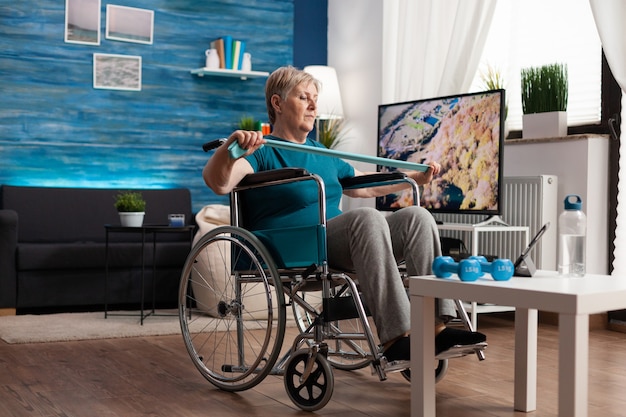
[0,185,195,314]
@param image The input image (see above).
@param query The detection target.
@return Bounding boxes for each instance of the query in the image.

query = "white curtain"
[589,0,626,275]
[381,0,497,103]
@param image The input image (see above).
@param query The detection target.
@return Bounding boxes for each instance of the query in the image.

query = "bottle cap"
[564,194,582,211]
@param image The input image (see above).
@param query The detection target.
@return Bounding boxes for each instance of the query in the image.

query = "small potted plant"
[238,115,271,134]
[237,115,260,131]
[114,191,146,227]
[520,63,568,139]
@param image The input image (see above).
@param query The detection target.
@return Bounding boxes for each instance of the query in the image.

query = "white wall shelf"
[190,67,269,80]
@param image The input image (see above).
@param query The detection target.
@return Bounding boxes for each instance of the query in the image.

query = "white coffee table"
[409,271,626,417]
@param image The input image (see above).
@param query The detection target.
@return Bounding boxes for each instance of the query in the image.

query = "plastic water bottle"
[558,194,586,277]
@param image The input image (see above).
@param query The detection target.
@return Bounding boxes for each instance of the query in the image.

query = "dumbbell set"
[432,255,514,282]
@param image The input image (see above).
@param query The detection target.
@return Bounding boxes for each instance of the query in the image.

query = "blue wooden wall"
[0,0,294,212]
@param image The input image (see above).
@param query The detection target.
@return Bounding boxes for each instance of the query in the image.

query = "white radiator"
[435,175,558,269]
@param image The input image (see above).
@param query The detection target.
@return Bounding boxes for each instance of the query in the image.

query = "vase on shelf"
[242,53,252,72]
[205,49,219,69]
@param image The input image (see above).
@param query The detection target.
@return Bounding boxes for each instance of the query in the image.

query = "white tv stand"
[471,215,508,227]
[437,221,529,329]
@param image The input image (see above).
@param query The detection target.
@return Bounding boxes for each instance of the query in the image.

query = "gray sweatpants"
[326,206,455,344]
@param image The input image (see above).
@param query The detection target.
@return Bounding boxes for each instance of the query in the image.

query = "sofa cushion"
[0,186,193,243]
[16,267,182,308]
[17,241,191,270]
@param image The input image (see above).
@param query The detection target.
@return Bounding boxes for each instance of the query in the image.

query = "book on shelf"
[209,39,225,69]
[222,35,233,69]
[232,40,246,70]
[210,36,246,70]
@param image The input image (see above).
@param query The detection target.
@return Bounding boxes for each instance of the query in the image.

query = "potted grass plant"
[520,63,568,139]
[114,191,146,227]
[479,64,508,137]
[317,117,347,150]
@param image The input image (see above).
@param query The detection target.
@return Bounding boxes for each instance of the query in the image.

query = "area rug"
[0,309,295,344]
[0,310,183,344]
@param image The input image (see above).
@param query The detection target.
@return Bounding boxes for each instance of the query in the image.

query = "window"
[469,0,602,132]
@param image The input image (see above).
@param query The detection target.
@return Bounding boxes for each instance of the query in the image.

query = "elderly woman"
[203,65,485,361]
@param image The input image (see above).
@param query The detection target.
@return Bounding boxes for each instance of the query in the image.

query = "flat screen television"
[376,89,505,219]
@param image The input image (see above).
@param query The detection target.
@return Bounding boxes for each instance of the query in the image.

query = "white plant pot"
[522,111,567,139]
[119,212,145,227]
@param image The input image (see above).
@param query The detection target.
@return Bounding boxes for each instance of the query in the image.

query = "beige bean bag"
[191,205,270,319]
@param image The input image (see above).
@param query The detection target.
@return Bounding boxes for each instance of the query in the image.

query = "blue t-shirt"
[243,136,355,230]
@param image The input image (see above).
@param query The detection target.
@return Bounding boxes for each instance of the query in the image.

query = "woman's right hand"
[203,130,259,194]
[228,130,265,158]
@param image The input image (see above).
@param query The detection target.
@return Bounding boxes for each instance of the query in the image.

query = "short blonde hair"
[265,66,320,125]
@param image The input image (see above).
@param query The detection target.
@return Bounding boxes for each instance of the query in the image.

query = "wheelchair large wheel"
[291,288,373,371]
[284,348,334,412]
[178,226,286,392]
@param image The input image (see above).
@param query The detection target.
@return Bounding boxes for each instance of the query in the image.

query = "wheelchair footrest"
[435,341,488,360]
[380,359,410,374]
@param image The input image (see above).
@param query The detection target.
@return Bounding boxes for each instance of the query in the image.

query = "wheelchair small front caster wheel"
[284,348,334,411]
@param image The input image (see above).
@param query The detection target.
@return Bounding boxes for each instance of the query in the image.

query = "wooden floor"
[2,314,626,417]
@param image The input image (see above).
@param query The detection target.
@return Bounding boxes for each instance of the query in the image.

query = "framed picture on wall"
[93,53,142,91]
[65,0,101,45]
[105,5,154,45]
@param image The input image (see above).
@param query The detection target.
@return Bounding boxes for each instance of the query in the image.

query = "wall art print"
[106,4,154,45]
[93,53,142,91]
[65,0,101,45]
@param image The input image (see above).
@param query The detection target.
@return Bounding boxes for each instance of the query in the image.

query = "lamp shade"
[304,65,344,119]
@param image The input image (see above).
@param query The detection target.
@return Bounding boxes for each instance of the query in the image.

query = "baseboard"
[0,308,16,316]
[608,320,626,334]
[539,311,608,330]
[488,311,608,330]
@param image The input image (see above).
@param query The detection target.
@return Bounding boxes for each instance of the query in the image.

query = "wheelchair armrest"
[238,168,310,187]
[340,172,409,190]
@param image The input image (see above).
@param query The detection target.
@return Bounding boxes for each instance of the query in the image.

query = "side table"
[409,271,626,417]
[104,224,194,325]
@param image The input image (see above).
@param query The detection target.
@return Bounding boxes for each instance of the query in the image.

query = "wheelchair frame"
[178,164,485,411]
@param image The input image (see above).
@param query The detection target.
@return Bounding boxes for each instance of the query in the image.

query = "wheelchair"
[178,143,486,411]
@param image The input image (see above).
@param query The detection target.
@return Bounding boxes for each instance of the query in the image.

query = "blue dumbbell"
[469,256,514,281]
[432,256,481,282]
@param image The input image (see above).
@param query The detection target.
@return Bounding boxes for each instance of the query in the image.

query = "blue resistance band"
[228,138,429,172]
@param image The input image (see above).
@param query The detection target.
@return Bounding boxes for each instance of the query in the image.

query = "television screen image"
[376,89,505,216]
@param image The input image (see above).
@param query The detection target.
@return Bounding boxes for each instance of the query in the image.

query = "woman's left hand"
[414,161,441,184]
